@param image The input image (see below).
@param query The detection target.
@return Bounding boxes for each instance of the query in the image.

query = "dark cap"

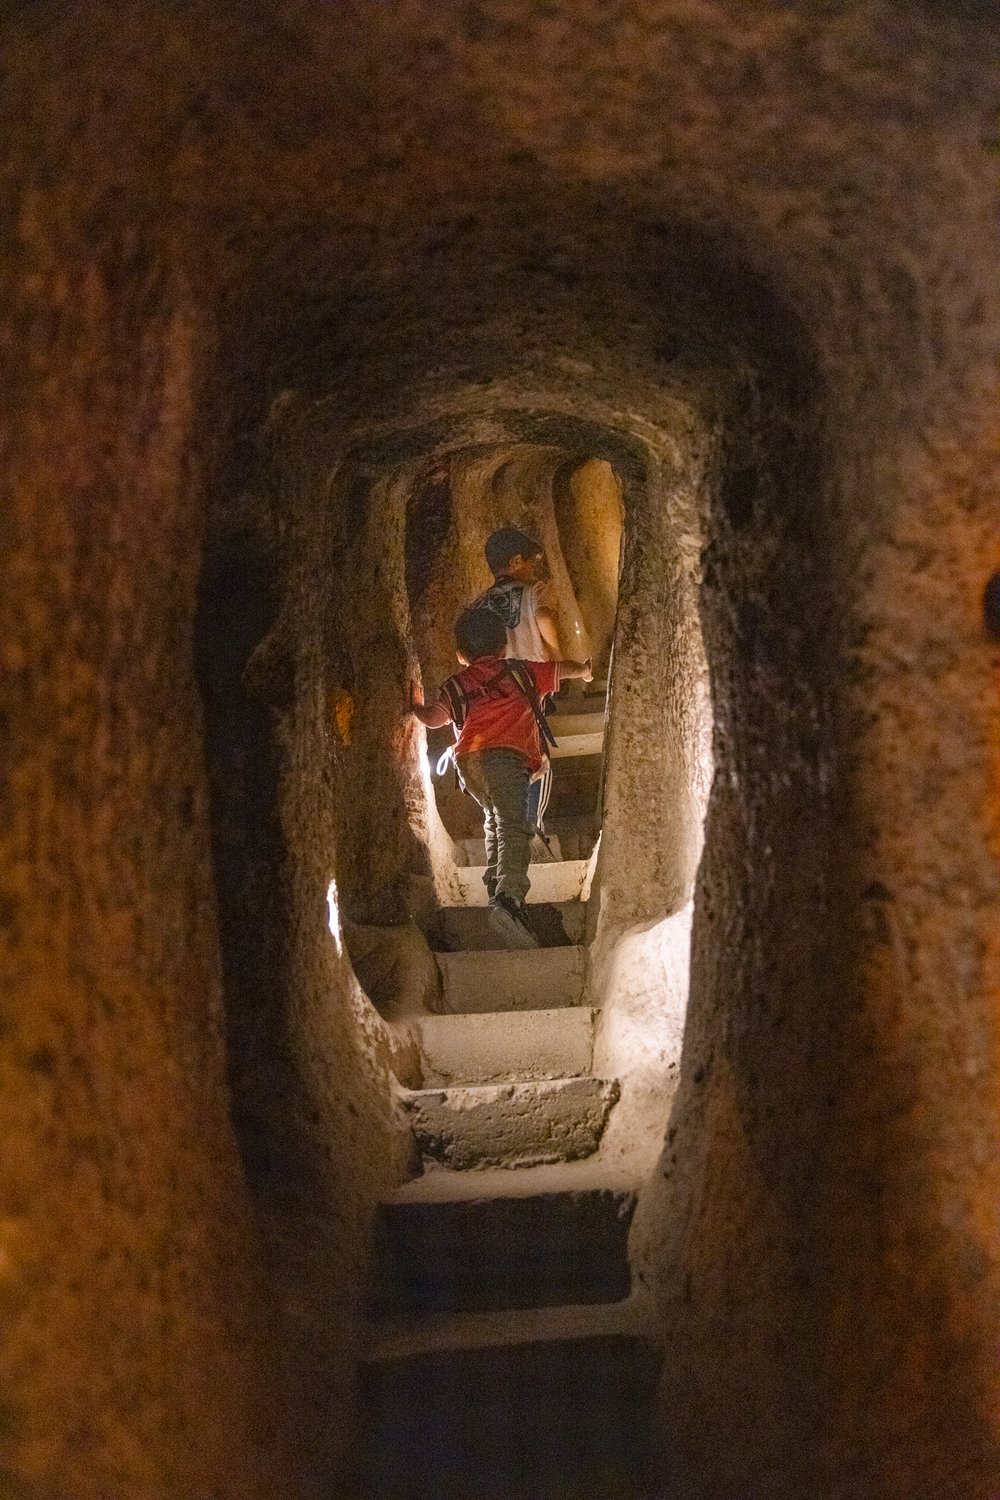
[455,605,508,660]
[485,525,542,575]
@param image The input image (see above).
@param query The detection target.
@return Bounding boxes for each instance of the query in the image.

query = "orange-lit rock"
[2,2,999,1496]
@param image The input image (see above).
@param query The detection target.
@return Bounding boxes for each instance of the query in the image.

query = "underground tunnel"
[3,3,1000,1499]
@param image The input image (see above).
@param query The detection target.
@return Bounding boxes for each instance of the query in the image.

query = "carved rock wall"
[3,1,999,1495]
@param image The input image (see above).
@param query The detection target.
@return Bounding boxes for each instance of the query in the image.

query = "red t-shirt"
[438,656,560,774]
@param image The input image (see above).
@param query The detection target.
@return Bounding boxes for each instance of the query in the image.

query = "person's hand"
[582,657,593,683]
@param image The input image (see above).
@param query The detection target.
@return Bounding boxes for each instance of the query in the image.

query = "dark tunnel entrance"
[188,228,854,1497]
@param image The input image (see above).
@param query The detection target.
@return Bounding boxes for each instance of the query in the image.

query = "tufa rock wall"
[3,1,999,1495]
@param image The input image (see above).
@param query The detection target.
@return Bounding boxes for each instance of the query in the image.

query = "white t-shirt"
[473,579,550,661]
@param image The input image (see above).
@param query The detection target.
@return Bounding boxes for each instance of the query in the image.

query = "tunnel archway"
[190,185,852,1489]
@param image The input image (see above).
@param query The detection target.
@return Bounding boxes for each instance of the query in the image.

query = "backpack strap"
[504,661,558,750]
[439,664,509,731]
[441,661,557,752]
[439,674,470,729]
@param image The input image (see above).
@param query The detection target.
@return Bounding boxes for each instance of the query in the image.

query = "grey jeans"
[456,748,533,903]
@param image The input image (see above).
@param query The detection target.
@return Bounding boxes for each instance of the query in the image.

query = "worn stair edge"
[455,858,588,906]
[549,730,605,759]
[364,1295,649,1362]
[435,898,586,951]
[454,832,563,867]
[388,1157,638,1203]
[435,944,586,1014]
[416,1007,595,1086]
[547,710,607,734]
[401,1075,619,1170]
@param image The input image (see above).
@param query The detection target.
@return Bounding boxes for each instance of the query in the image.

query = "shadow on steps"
[361,1330,660,1500]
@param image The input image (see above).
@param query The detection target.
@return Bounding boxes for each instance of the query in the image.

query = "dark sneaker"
[525,901,573,947]
[488,894,540,949]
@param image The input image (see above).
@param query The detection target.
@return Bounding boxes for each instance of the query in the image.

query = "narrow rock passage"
[360,681,660,1499]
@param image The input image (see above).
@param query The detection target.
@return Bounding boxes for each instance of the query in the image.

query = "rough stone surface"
[455,859,589,907]
[3,1,1000,1495]
[402,1076,620,1169]
[592,905,692,1176]
[0,246,294,1497]
[416,1007,595,1086]
[345,922,444,1020]
[199,392,416,1494]
[436,945,587,1013]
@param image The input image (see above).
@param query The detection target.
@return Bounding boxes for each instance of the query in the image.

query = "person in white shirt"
[472,526,562,661]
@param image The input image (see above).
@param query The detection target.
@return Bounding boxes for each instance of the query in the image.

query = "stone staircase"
[545,681,607,831]
[360,841,660,1498]
[437,899,586,951]
[453,858,590,907]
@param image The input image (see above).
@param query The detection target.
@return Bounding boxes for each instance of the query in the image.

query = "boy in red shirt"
[410,606,592,948]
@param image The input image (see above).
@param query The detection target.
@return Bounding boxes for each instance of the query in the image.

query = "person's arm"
[556,656,593,682]
[408,682,452,729]
[534,604,562,659]
[524,579,561,659]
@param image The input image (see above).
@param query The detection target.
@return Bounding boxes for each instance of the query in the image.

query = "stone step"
[552,691,607,715]
[454,832,563,867]
[567,677,608,699]
[435,945,586,1012]
[546,780,601,807]
[372,1167,635,1313]
[547,711,607,737]
[435,899,586,951]
[415,1007,595,1087]
[538,823,598,861]
[361,1301,657,1500]
[365,1292,646,1362]
[549,730,605,760]
[400,1075,619,1171]
[455,858,589,906]
[451,833,566,868]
